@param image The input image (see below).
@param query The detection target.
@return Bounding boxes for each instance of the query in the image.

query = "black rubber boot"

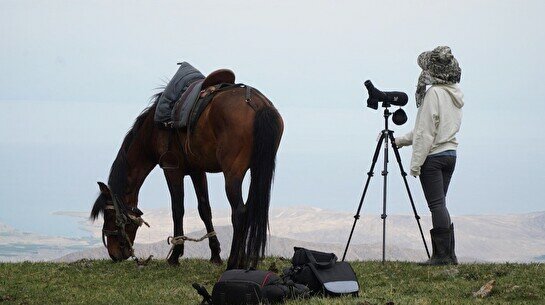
[450,223,458,265]
[419,227,454,266]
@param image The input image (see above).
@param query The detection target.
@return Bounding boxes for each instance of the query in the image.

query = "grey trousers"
[419,155,456,229]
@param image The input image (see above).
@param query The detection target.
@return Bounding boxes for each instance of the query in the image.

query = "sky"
[1,0,544,238]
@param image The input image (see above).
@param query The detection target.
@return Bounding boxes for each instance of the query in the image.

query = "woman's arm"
[409,88,440,176]
[395,130,414,147]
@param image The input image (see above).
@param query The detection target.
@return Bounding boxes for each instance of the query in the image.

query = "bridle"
[101,195,149,258]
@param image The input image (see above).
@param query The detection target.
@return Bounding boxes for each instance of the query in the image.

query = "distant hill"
[3,207,545,263]
[55,225,431,263]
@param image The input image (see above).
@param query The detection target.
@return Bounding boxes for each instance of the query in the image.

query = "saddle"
[171,69,235,129]
[154,62,235,130]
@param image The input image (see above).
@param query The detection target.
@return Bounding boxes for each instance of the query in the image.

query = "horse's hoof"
[210,256,223,265]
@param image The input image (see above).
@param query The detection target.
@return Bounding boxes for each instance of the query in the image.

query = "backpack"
[283,247,360,297]
[193,269,309,305]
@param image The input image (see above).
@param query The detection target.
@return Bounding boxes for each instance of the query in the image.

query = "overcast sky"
[1,0,544,237]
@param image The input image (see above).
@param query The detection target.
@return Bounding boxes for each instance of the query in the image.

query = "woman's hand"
[394,137,406,149]
[410,166,420,177]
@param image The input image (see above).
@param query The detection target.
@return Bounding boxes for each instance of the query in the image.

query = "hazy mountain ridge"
[2,207,545,263]
[55,225,433,263]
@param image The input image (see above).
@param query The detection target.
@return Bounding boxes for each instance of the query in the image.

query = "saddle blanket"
[171,79,205,129]
[154,62,205,124]
[154,62,236,130]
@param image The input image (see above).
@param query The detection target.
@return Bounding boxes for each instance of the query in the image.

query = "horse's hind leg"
[224,170,249,270]
[190,172,222,265]
[164,170,185,266]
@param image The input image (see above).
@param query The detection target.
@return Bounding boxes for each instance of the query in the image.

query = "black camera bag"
[284,247,359,297]
[194,269,309,305]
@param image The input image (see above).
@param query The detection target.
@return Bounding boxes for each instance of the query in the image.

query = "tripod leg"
[388,131,431,259]
[342,132,385,261]
[381,129,389,264]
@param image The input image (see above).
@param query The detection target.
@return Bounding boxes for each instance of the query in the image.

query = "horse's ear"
[97,182,111,196]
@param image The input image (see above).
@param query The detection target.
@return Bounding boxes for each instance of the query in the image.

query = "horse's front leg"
[164,170,185,266]
[190,172,222,265]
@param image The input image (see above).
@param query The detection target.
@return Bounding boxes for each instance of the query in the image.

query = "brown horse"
[90,85,283,269]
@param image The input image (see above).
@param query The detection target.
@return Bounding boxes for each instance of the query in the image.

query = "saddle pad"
[171,79,204,129]
[154,62,204,124]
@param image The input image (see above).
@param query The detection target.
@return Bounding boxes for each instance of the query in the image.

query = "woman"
[395,46,464,265]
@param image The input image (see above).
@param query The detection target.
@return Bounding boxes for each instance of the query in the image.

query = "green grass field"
[1,258,543,305]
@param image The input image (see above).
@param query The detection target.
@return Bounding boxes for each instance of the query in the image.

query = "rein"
[103,196,216,262]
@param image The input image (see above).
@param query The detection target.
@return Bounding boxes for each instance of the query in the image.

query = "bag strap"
[192,283,213,305]
[303,248,336,269]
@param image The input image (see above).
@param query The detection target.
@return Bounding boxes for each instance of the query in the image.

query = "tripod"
[341,106,430,263]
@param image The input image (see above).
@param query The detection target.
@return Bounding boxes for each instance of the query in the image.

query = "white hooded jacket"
[395,84,464,176]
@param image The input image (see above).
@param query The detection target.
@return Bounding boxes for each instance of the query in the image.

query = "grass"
[0,258,544,305]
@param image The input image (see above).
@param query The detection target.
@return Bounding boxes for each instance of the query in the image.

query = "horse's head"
[90,182,145,261]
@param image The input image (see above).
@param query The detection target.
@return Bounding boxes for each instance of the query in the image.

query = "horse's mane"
[90,92,162,219]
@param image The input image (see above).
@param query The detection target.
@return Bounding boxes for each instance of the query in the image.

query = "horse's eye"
[130,207,144,216]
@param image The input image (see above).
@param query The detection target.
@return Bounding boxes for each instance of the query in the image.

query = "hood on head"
[438,84,464,108]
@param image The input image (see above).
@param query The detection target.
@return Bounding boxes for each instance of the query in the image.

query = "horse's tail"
[245,106,282,265]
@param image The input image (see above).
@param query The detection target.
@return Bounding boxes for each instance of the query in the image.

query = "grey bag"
[284,247,359,297]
